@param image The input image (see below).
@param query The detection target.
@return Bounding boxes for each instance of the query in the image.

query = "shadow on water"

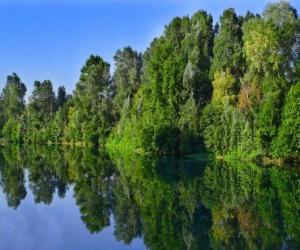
[0,145,300,249]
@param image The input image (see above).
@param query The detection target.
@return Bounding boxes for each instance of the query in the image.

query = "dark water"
[0,146,300,250]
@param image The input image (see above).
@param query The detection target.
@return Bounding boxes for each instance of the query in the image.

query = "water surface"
[0,146,299,249]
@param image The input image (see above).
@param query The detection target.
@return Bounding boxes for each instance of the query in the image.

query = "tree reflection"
[110,153,211,250]
[66,147,116,233]
[25,146,68,204]
[0,146,26,209]
[0,146,300,249]
[113,178,142,244]
[201,160,300,249]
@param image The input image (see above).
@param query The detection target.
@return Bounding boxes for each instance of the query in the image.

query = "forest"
[0,1,299,160]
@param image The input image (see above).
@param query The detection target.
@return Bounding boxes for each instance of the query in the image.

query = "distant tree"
[0,73,26,142]
[0,73,26,120]
[23,80,56,143]
[57,86,67,108]
[28,80,56,122]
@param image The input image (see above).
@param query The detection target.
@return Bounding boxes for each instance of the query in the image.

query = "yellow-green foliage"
[243,20,281,74]
[212,70,238,104]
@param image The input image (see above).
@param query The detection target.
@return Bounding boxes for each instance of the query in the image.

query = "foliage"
[272,83,300,158]
[201,1,299,159]
[211,8,244,77]
[0,2,299,160]
[108,10,214,155]
[65,55,114,146]
[0,73,26,121]
[113,47,142,117]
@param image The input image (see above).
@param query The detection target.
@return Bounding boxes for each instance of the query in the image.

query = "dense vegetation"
[0,1,299,160]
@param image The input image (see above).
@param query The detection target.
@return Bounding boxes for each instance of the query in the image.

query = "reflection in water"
[0,146,299,249]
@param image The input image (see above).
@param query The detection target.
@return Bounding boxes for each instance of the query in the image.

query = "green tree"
[67,55,114,146]
[28,80,56,123]
[25,80,56,143]
[57,85,67,108]
[243,2,298,78]
[0,73,26,142]
[211,8,244,76]
[113,47,142,115]
[272,83,300,158]
[0,73,26,121]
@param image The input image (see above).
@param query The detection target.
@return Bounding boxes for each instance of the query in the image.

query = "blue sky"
[0,0,299,96]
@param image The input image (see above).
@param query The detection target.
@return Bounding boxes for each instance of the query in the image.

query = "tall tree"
[272,82,300,158]
[57,85,67,108]
[243,2,298,80]
[211,8,244,104]
[183,10,214,108]
[1,73,26,120]
[22,80,56,143]
[243,2,298,153]
[28,80,56,123]
[113,47,142,115]
[211,8,244,76]
[66,55,113,146]
[0,73,26,142]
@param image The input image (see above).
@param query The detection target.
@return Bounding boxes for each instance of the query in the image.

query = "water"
[0,146,299,250]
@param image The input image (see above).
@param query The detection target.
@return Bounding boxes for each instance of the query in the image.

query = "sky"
[0,0,299,96]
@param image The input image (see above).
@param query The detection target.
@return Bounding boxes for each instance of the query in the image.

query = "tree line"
[0,1,299,159]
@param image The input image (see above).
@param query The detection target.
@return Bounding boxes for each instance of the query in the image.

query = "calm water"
[0,146,299,250]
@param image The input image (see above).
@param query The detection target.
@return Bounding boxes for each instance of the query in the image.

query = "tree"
[24,80,56,143]
[28,80,56,122]
[211,8,244,78]
[0,73,26,121]
[263,1,297,27]
[242,2,299,155]
[272,83,300,158]
[203,8,249,155]
[243,2,298,78]
[57,86,67,108]
[0,73,26,142]
[68,55,113,146]
[183,10,214,108]
[113,47,142,115]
